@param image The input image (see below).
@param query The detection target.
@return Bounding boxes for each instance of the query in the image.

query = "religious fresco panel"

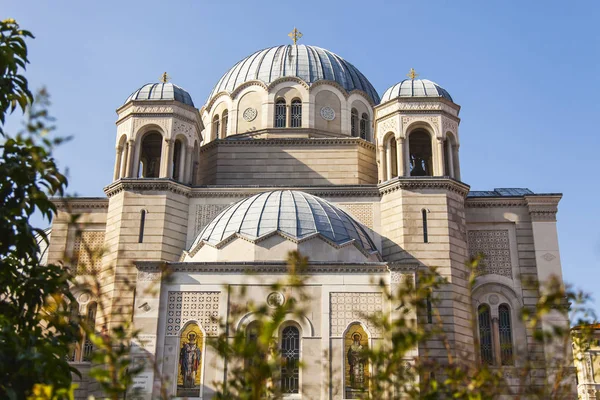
[177,322,204,398]
[345,323,369,399]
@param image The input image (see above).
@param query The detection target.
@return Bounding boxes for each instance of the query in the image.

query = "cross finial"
[288,27,303,45]
[160,72,171,83]
[407,68,419,80]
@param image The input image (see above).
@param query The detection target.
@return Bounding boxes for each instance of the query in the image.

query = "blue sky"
[4,1,600,314]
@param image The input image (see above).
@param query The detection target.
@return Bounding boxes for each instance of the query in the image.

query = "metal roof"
[125,82,194,107]
[189,190,377,253]
[467,188,534,197]
[207,45,380,104]
[380,79,453,103]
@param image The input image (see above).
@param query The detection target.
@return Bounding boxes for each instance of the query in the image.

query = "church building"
[46,31,571,399]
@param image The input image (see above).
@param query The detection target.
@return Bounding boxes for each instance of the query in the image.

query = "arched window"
[351,108,358,137]
[422,209,428,243]
[172,139,183,181]
[138,210,146,243]
[360,113,369,140]
[212,115,220,140]
[82,302,97,362]
[291,99,302,128]
[390,137,398,178]
[275,99,287,128]
[221,110,228,138]
[245,321,265,371]
[499,304,514,365]
[478,304,494,365]
[140,132,162,178]
[409,130,433,176]
[67,301,80,362]
[281,326,300,394]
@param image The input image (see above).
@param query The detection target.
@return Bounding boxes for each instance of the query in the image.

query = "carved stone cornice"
[378,177,470,197]
[53,197,109,211]
[103,179,191,198]
[104,180,382,199]
[189,185,379,199]
[525,194,562,222]
[465,197,528,209]
[135,261,389,275]
[198,136,376,154]
[375,97,461,119]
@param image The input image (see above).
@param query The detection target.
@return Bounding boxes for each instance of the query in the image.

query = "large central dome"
[207,45,380,104]
[189,190,378,254]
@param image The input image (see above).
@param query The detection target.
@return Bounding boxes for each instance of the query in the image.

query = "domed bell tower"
[375,70,474,364]
[101,74,202,329]
[113,73,203,184]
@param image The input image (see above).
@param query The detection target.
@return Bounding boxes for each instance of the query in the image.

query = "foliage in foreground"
[0,18,78,400]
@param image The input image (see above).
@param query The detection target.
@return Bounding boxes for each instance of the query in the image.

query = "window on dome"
[291,99,302,128]
[281,325,300,394]
[360,113,369,140]
[478,304,494,365]
[139,132,162,178]
[221,110,228,138]
[275,99,287,128]
[351,108,358,137]
[408,130,433,176]
[212,115,220,140]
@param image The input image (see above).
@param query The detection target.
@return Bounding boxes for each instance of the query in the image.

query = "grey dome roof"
[189,190,377,253]
[208,45,380,104]
[125,82,194,107]
[381,79,452,103]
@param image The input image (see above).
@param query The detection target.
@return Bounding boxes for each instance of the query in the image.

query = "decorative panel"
[467,230,512,278]
[338,203,374,229]
[73,230,105,273]
[330,292,383,337]
[166,291,220,336]
[194,204,229,236]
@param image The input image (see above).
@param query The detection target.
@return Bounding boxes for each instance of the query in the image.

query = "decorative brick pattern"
[73,231,105,273]
[467,230,512,278]
[337,203,374,229]
[194,204,229,236]
[166,291,220,336]
[330,292,383,337]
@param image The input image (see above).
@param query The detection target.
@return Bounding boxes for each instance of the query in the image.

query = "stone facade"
[45,43,574,399]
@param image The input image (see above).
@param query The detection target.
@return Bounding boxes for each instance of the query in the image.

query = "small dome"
[125,82,195,107]
[189,190,377,254]
[208,45,380,104]
[381,79,452,103]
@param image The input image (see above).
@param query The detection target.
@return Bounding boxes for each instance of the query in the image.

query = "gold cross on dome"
[160,72,171,83]
[407,68,419,80]
[288,27,303,45]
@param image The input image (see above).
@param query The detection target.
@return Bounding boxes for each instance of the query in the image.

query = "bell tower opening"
[408,130,433,177]
[139,132,162,178]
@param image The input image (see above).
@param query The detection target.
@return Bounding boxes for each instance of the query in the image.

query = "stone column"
[184,145,194,184]
[377,146,385,183]
[396,137,405,177]
[159,139,173,178]
[453,144,461,180]
[385,142,392,181]
[286,105,291,128]
[435,138,444,176]
[125,140,135,178]
[114,146,123,181]
[446,140,455,178]
[178,143,187,183]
